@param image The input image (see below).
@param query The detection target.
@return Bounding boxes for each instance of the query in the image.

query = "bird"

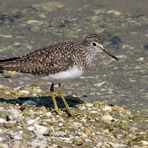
[0,33,118,116]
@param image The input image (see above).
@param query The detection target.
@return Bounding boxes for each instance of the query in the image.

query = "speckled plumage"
[0,33,106,77]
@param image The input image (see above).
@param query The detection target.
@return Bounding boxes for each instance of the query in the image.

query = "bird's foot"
[52,108,63,115]
[66,108,77,116]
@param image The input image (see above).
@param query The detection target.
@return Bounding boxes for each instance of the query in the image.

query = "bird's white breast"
[42,66,84,81]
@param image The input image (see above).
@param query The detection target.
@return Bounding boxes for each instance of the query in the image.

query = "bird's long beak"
[99,45,119,61]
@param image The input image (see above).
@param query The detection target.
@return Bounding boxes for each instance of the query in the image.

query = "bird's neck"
[82,48,97,69]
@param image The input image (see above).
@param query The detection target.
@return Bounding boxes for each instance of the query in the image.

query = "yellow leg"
[50,83,61,115]
[57,84,76,116]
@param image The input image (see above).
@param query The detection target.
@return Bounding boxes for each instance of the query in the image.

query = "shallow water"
[0,0,148,112]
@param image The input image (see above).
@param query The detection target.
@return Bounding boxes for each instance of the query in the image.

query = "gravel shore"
[0,85,147,148]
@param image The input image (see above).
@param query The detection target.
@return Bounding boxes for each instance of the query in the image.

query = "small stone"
[52,131,67,137]
[0,34,12,38]
[102,106,112,111]
[73,139,83,146]
[13,42,21,46]
[78,105,86,110]
[102,114,114,123]
[8,108,22,121]
[94,81,106,87]
[58,122,63,127]
[141,140,148,145]
[29,124,49,135]
[107,10,121,16]
[13,133,22,140]
[108,142,127,147]
[73,122,83,128]
[45,112,52,117]
[84,138,92,143]
[85,103,93,108]
[28,126,34,131]
[26,20,43,25]
[0,137,2,142]
[89,110,98,113]
[19,90,30,95]
[0,118,7,123]
[35,125,49,135]
[136,57,144,62]
[27,118,39,125]
[39,13,47,18]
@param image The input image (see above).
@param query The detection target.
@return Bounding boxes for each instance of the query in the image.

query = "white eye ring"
[91,42,97,47]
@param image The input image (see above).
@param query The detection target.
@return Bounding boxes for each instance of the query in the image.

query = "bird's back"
[0,41,79,75]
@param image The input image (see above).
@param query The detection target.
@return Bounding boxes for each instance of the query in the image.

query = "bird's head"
[82,33,119,61]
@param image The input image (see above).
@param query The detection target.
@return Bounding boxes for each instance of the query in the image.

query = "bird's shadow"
[0,95,84,109]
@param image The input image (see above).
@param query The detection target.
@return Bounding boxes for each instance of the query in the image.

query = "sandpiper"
[0,33,118,116]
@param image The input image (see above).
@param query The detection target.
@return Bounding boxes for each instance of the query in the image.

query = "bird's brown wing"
[0,43,74,75]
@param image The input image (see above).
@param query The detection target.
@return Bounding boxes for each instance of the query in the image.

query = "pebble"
[19,90,30,95]
[136,57,144,62]
[94,81,106,87]
[89,110,98,113]
[0,118,7,123]
[51,131,67,137]
[85,103,93,108]
[23,100,37,105]
[13,133,22,140]
[58,122,63,127]
[108,142,127,147]
[84,138,92,143]
[26,20,43,25]
[28,124,49,135]
[102,106,112,112]
[27,118,39,125]
[45,112,52,117]
[102,114,114,123]
[78,105,86,110]
[8,108,22,121]
[0,137,2,142]
[141,140,148,145]
[73,122,82,128]
[73,139,83,146]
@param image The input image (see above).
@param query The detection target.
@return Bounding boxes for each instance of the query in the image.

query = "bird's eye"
[91,42,97,47]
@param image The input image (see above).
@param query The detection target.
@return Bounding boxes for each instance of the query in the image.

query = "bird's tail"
[0,57,20,73]
[0,65,3,73]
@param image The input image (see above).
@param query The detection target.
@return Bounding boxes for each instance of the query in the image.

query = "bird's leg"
[57,84,76,116]
[50,83,61,115]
